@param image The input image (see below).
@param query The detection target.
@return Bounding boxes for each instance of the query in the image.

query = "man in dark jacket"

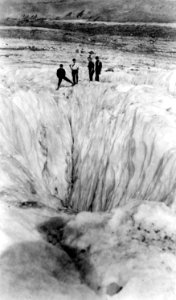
[56,64,73,90]
[87,57,94,81]
[95,56,102,81]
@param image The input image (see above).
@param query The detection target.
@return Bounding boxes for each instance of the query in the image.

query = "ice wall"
[1,67,176,212]
[0,87,72,209]
[66,84,176,211]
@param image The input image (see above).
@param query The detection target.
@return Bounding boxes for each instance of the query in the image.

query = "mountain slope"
[0,0,176,23]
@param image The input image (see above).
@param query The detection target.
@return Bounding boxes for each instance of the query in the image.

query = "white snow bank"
[102,69,176,95]
[134,201,176,238]
[55,201,176,300]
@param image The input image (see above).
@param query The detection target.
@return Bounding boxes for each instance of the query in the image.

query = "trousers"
[95,72,100,81]
[57,76,73,88]
[72,70,78,84]
[89,70,94,81]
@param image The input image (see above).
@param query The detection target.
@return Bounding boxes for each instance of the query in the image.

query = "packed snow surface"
[1,37,176,299]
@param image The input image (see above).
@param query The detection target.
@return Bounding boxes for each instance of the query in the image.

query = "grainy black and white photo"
[0,1,176,299]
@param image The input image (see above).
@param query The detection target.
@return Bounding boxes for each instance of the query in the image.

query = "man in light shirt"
[70,58,79,85]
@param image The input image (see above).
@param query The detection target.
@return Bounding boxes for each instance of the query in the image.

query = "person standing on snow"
[56,64,73,90]
[95,56,102,81]
[70,58,79,85]
[88,57,94,81]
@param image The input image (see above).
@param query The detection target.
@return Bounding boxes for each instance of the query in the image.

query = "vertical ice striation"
[0,87,72,209]
[65,84,176,211]
[1,72,176,211]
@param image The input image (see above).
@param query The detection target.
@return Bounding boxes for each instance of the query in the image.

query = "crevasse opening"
[1,72,176,212]
[1,39,176,300]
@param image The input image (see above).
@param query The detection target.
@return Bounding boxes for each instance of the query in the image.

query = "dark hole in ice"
[38,219,99,291]
[38,217,68,242]
[106,282,123,296]
[19,201,43,208]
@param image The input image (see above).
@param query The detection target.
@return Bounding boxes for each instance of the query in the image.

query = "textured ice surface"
[1,38,176,299]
